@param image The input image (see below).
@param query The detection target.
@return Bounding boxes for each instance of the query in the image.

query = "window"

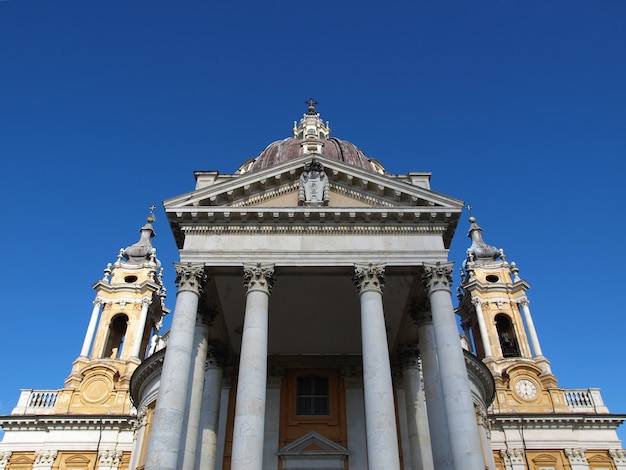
[495,314,520,358]
[296,376,329,416]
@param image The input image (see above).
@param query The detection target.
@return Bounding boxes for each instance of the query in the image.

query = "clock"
[515,379,538,400]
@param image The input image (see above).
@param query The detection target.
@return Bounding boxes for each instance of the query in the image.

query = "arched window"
[495,314,520,358]
[104,314,128,359]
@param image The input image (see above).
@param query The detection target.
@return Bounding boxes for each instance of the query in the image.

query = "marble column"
[182,306,217,470]
[423,262,485,470]
[80,299,102,357]
[410,301,452,470]
[471,298,493,358]
[131,298,152,359]
[353,263,401,470]
[519,299,542,357]
[230,263,275,470]
[196,343,226,470]
[144,263,207,470]
[399,346,434,470]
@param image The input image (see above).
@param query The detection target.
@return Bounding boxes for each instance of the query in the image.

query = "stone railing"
[11,389,59,415]
[564,388,609,413]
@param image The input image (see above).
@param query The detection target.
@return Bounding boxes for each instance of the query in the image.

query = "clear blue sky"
[1,0,624,442]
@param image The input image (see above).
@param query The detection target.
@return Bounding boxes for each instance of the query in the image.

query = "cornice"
[490,414,626,429]
[181,223,450,236]
[0,415,136,432]
[129,348,165,406]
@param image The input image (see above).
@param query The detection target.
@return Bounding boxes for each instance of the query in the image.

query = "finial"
[469,216,476,223]
[305,98,318,115]
[147,205,157,223]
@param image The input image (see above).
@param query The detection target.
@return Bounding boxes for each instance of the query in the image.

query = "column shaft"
[424,263,485,470]
[181,320,210,470]
[401,348,434,470]
[472,299,492,358]
[131,299,150,358]
[144,264,206,470]
[230,264,274,470]
[520,300,542,357]
[196,346,224,470]
[80,300,102,357]
[413,308,452,470]
[354,264,401,470]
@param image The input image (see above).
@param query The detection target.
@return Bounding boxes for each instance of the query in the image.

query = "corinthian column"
[410,301,452,470]
[399,346,434,470]
[422,262,485,470]
[353,263,401,470]
[145,263,207,470]
[230,263,275,470]
[181,305,217,470]
[197,343,227,470]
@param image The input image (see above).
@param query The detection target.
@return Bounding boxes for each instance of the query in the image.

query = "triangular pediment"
[164,155,463,248]
[278,431,349,456]
[166,155,461,209]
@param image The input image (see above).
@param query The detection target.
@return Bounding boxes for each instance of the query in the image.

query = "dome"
[247,136,378,172]
[238,102,385,175]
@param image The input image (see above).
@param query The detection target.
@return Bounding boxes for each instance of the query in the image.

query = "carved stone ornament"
[174,263,207,295]
[398,345,421,369]
[353,263,385,294]
[409,299,431,325]
[243,263,276,294]
[98,449,123,465]
[500,448,525,465]
[298,159,330,206]
[422,262,454,294]
[34,449,58,465]
[0,451,11,469]
[564,448,588,464]
[609,449,626,464]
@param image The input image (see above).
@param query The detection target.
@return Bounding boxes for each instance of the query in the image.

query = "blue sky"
[1,0,625,442]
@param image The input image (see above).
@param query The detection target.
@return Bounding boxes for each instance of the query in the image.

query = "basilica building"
[0,104,624,470]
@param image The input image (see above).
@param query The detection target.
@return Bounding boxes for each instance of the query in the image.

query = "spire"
[123,209,158,264]
[466,217,501,264]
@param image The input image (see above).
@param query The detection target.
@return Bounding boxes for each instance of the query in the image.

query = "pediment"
[164,155,463,248]
[278,431,349,456]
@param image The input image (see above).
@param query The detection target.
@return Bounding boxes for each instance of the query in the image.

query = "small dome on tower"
[123,210,158,265]
[238,101,385,174]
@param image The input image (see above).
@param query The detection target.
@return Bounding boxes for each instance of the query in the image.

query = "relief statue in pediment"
[298,159,330,206]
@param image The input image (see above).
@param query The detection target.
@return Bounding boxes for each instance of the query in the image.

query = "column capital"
[518,297,530,307]
[398,345,421,369]
[609,449,626,465]
[34,449,57,466]
[174,263,207,296]
[470,296,483,307]
[197,303,219,327]
[206,341,229,370]
[409,299,431,325]
[353,263,385,294]
[243,263,276,294]
[500,448,525,465]
[98,449,123,466]
[564,448,588,465]
[422,262,454,294]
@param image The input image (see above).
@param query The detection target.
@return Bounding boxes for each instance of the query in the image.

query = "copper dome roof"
[248,136,377,172]
[238,104,385,175]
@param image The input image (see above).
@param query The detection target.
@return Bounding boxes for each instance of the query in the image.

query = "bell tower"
[55,213,169,415]
[456,217,570,413]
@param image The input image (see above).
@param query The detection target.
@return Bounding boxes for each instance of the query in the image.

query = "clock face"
[515,379,538,400]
